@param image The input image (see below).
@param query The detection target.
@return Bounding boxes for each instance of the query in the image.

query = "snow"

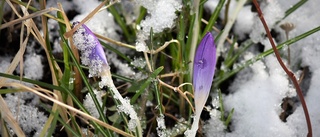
[279,0,320,135]
[108,52,147,80]
[72,0,121,43]
[4,93,47,135]
[287,69,320,136]
[83,89,106,118]
[135,0,182,52]
[131,57,146,69]
[22,53,43,80]
[0,56,12,73]
[204,0,320,136]
[100,73,140,131]
[223,51,294,137]
[203,109,225,137]
[233,5,254,40]
[249,0,284,43]
[156,114,167,137]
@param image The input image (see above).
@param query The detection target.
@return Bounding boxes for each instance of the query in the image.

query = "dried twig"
[252,1,312,137]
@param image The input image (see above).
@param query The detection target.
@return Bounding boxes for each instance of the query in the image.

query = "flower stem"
[101,69,143,137]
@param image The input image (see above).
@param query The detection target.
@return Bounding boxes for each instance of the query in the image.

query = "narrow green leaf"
[130,66,163,104]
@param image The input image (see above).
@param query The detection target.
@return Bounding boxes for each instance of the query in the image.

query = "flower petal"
[193,32,216,111]
[72,21,109,77]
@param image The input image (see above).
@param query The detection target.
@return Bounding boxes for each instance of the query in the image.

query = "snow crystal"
[100,74,140,131]
[46,0,74,15]
[203,109,225,137]
[52,38,63,53]
[204,0,254,40]
[0,56,12,73]
[72,0,121,43]
[135,0,182,52]
[22,53,43,80]
[4,94,48,134]
[13,53,43,80]
[203,0,219,15]
[233,5,254,40]
[165,118,188,136]
[221,49,293,136]
[204,0,320,136]
[120,0,140,25]
[146,100,153,107]
[156,114,167,137]
[107,52,147,80]
[131,57,146,68]
[116,97,139,131]
[135,41,148,52]
[83,89,106,118]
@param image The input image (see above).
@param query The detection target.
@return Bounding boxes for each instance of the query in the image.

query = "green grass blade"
[214,25,320,87]
[202,0,226,37]
[0,72,64,91]
[225,108,234,126]
[60,33,112,137]
[130,66,163,104]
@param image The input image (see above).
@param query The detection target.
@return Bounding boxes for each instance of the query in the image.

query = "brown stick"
[252,1,312,137]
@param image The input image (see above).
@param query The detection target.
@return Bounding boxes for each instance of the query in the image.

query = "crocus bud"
[72,22,142,134]
[185,32,217,137]
[72,21,110,77]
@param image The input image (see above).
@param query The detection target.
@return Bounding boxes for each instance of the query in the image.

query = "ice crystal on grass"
[103,78,140,131]
[135,0,182,51]
[83,89,106,118]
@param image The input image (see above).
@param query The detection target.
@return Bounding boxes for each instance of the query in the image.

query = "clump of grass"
[0,0,319,137]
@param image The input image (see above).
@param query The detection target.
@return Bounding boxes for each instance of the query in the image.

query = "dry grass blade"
[0,8,55,30]
[201,18,235,45]
[0,97,25,137]
[58,3,83,102]
[0,83,134,137]
[95,33,136,49]
[64,0,112,38]
[148,39,180,54]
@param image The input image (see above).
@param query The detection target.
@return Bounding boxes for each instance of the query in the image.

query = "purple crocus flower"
[72,22,142,133]
[193,32,216,114]
[186,32,216,137]
[72,21,109,77]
